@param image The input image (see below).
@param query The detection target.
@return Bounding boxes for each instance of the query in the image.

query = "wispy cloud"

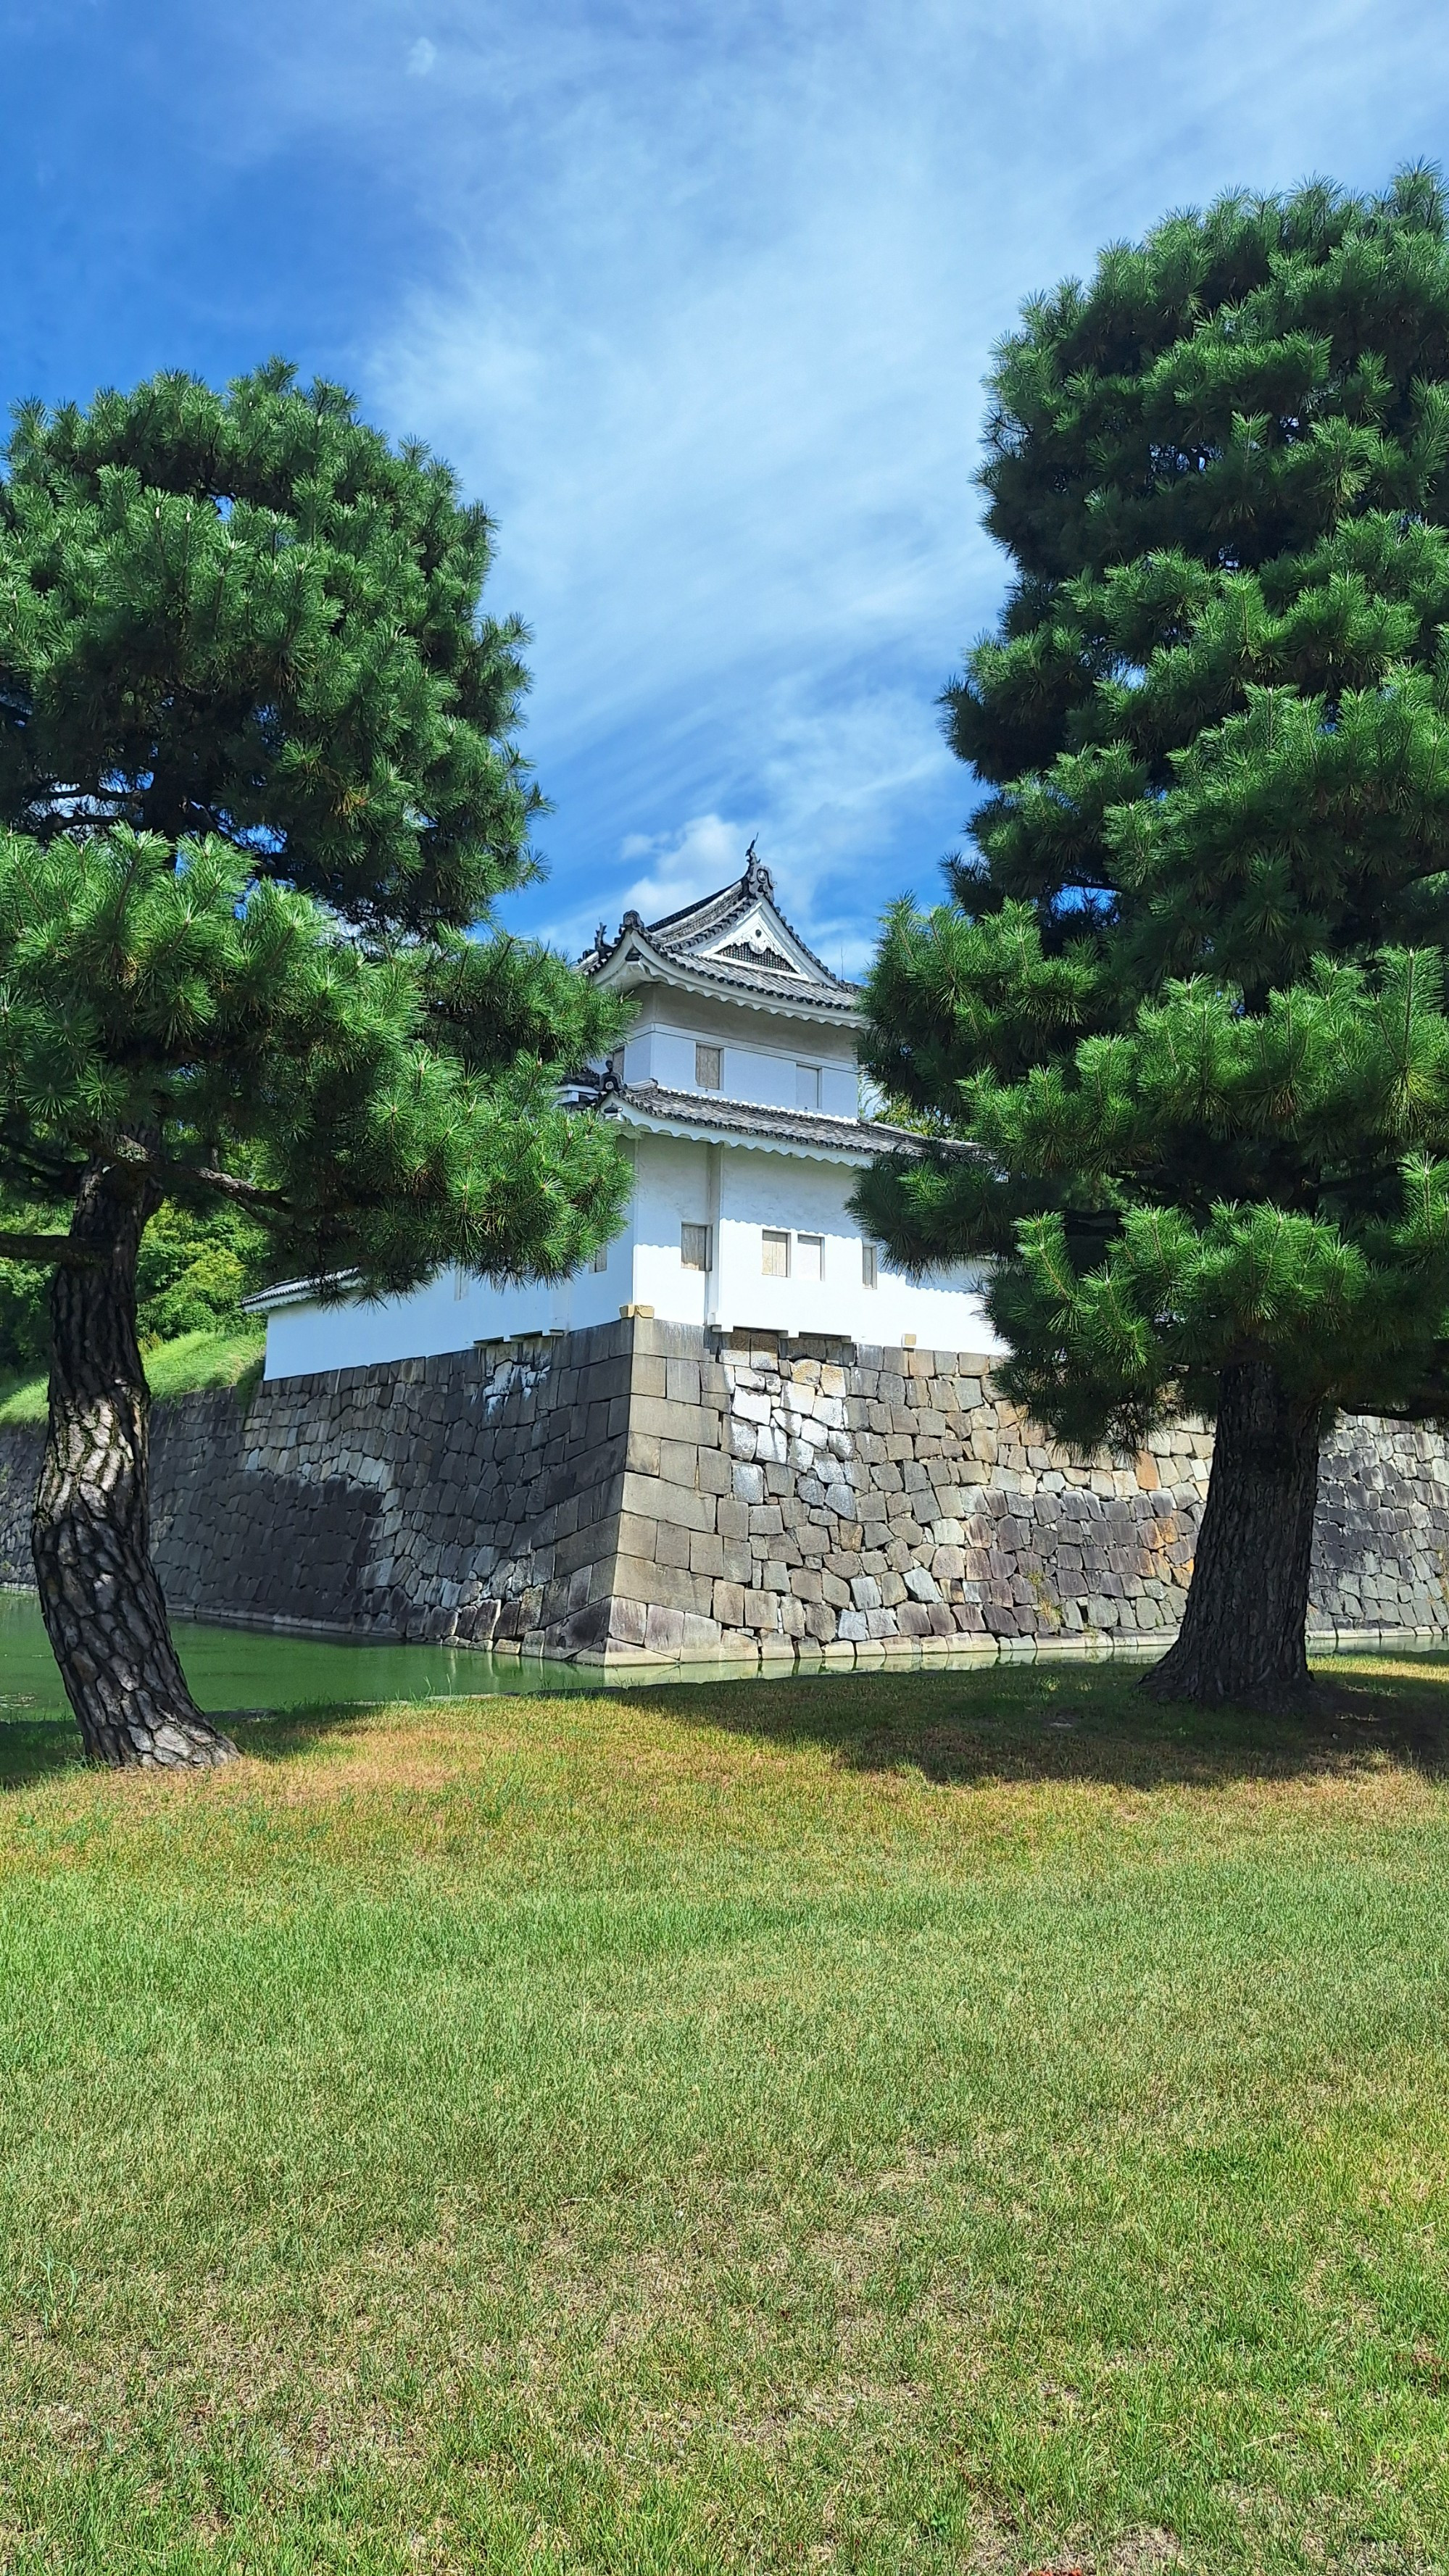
[356,0,1449,960]
[7,0,1448,970]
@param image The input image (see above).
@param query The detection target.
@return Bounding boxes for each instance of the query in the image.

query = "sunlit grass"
[0,1324,264,1426]
[1,1656,1447,2572]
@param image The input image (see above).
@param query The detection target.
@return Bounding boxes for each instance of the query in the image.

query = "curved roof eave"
[602,1082,931,1164]
[591,935,862,1022]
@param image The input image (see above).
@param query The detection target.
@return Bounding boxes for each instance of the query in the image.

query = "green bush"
[0,1197,267,1377]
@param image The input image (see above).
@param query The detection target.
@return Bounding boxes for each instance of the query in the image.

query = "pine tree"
[0,366,630,1766]
[854,170,1449,1705]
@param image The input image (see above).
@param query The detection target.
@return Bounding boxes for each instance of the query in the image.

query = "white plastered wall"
[629,1131,712,1324]
[710,1146,1002,1348]
[260,1129,1004,1379]
[622,989,859,1117]
[262,1153,641,1379]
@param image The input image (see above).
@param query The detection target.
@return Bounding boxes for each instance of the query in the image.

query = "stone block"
[698,1445,734,1496]
[612,1553,713,1618]
[655,1518,693,1571]
[628,1396,721,1447]
[689,1529,725,1579]
[904,1565,942,1603]
[607,1595,649,1646]
[619,1471,715,1534]
[659,1437,701,1491]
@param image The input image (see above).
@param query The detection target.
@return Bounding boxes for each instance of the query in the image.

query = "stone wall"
[1,1316,1448,1664]
[0,1326,647,1660]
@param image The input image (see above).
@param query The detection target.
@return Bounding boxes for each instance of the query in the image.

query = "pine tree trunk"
[1144,1359,1323,1709]
[31,1153,238,1769]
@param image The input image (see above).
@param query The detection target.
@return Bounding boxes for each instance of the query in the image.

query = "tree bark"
[1144,1359,1324,1709]
[31,1152,238,1769]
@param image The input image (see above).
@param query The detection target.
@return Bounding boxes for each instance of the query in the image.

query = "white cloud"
[406,36,436,77]
[610,814,752,932]
[217,0,1449,963]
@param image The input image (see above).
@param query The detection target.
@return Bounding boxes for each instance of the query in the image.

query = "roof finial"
[743,838,773,902]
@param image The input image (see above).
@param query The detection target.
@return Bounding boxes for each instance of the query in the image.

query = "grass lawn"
[1,1661,1448,2573]
[0,1325,265,1426]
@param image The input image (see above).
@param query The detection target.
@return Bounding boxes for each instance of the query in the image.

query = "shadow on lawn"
[0,1698,378,1789]
[647,1655,1449,1791]
[4,1658,1449,1796]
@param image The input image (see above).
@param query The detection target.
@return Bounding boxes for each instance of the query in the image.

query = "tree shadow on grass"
[0,1711,87,1787]
[642,1653,1449,1792]
[6,1658,1449,1797]
[0,1697,388,1789]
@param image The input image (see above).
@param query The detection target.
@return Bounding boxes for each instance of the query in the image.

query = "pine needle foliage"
[855,170,1449,1456]
[0,363,631,1297]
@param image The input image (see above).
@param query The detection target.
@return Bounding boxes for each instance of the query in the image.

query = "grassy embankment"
[0,1325,264,1426]
[1,1658,1448,2573]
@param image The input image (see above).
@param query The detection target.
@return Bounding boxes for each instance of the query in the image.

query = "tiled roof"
[582,859,860,1010]
[599,1080,925,1160]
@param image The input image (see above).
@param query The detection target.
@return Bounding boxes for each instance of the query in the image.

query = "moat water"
[0,1590,618,1722]
[0,1590,1171,1733]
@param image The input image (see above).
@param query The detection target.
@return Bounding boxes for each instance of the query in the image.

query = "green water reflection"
[0,1590,601,1719]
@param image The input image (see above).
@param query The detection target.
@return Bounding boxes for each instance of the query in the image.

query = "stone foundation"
[1,1316,1448,1665]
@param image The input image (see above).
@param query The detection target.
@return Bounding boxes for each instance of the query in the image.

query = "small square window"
[591,1242,609,1274]
[796,1062,822,1110]
[681,1222,711,1271]
[862,1242,878,1289]
[695,1042,722,1090]
[453,1263,469,1300]
[761,1228,790,1278]
[797,1232,823,1282]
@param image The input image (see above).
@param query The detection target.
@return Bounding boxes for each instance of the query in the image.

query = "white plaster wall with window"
[258,1128,1002,1379]
[630,1132,713,1324]
[710,1147,1002,1348]
[621,1007,858,1115]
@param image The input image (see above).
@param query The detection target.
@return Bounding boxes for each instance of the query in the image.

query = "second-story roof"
[581,849,860,1021]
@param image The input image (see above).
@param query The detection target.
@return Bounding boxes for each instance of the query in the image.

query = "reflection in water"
[0,1590,610,1718]
[0,1592,1031,1727]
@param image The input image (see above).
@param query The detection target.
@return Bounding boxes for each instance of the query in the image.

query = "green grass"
[0,1323,265,1424]
[2,1659,1448,2572]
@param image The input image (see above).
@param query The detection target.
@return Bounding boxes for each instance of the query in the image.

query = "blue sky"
[4,1,1448,973]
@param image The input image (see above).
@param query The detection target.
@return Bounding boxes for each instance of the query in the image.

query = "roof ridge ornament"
[742,839,773,903]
